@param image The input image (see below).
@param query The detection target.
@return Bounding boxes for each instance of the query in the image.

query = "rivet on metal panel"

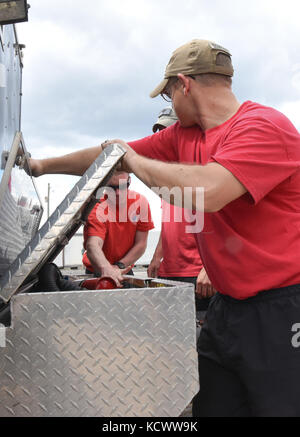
[54,385,63,394]
[5,407,16,416]
[70,384,79,393]
[20,337,30,346]
[36,353,47,363]
[20,320,30,329]
[71,401,79,410]
[124,405,134,416]
[36,320,46,329]
[20,370,31,381]
[20,354,30,363]
[4,371,15,382]
[37,370,47,380]
[4,389,15,399]
[20,387,31,397]
[38,403,47,413]
[53,369,64,378]
[54,402,63,411]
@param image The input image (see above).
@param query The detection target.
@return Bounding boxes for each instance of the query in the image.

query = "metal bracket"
[13,42,25,57]
[0,132,23,208]
[0,131,36,214]
[1,150,9,170]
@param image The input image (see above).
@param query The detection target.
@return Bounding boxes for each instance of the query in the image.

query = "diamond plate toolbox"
[0,284,199,417]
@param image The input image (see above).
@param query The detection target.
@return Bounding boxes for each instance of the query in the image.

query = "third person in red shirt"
[147,107,216,318]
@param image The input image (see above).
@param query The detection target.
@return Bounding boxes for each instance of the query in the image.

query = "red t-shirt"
[83,190,154,272]
[159,201,203,277]
[129,101,300,299]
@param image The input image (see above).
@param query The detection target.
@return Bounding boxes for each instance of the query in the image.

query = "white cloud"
[278,100,300,131]
[14,0,300,227]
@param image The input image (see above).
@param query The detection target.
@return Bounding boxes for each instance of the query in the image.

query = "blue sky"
[16,0,300,228]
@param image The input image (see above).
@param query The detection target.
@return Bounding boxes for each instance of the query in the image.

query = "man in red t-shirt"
[28,39,300,417]
[82,170,154,287]
[148,107,216,311]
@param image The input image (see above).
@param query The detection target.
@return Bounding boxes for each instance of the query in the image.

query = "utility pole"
[45,183,50,219]
[47,183,50,218]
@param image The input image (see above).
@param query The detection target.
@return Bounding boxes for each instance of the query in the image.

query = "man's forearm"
[151,232,163,262]
[119,242,147,267]
[128,154,212,211]
[127,153,246,213]
[86,245,111,274]
[37,146,103,176]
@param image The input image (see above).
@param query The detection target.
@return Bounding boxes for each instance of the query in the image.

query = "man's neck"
[194,87,241,131]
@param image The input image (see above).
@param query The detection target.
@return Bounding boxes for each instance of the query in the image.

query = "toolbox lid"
[0,142,126,303]
[0,133,43,278]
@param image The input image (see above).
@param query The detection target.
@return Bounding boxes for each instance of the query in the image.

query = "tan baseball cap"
[152,107,178,132]
[150,39,234,98]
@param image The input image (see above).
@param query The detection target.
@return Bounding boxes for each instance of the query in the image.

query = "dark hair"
[196,74,232,86]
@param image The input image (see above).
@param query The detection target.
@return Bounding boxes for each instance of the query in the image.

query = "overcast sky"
[16,0,300,228]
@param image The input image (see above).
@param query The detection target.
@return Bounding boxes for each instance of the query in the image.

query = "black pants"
[192,284,300,417]
[158,276,211,311]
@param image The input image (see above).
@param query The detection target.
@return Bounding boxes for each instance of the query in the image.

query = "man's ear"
[177,73,191,96]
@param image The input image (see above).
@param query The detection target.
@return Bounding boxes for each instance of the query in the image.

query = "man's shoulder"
[235,101,298,133]
[86,200,108,224]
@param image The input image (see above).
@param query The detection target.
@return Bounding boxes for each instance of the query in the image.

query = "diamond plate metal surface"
[0,284,199,417]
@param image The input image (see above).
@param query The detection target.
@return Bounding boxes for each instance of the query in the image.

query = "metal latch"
[1,148,31,170]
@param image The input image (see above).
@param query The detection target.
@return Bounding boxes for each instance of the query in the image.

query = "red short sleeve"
[83,203,107,247]
[129,123,179,162]
[212,115,300,204]
[127,192,154,232]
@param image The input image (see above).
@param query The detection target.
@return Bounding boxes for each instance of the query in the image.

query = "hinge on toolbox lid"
[1,151,9,170]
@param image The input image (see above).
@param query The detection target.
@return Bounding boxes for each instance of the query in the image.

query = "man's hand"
[147,255,161,278]
[196,267,216,299]
[101,139,138,173]
[27,158,44,177]
[101,264,132,288]
[15,150,43,177]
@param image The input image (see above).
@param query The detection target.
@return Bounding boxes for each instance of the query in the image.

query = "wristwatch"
[114,261,126,269]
